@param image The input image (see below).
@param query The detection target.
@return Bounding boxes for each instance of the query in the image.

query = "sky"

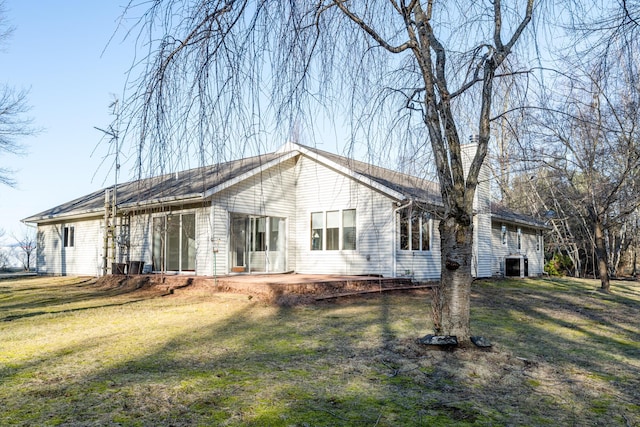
[1,1,136,240]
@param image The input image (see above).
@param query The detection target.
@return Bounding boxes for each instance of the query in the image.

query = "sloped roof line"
[202,150,299,198]
[23,142,543,230]
[22,151,286,223]
[293,143,442,205]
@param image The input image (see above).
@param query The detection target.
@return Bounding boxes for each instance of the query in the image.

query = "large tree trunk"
[594,216,610,292]
[434,214,473,343]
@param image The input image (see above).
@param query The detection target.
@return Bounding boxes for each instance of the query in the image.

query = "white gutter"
[392,199,413,278]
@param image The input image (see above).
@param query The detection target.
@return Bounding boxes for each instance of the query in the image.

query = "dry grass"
[0,275,638,426]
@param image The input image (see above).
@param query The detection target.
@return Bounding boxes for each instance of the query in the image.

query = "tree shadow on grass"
[0,275,166,321]
[471,277,640,423]
[1,280,639,426]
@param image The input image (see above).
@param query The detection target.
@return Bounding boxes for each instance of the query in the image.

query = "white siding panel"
[36,219,102,276]
[474,214,493,278]
[128,212,153,268]
[211,158,298,274]
[36,224,61,275]
[395,219,441,280]
[294,156,396,277]
[194,207,212,275]
[491,223,544,276]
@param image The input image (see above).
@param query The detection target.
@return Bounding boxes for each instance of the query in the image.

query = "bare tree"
[0,1,34,187]
[12,226,36,271]
[530,61,640,291]
[119,1,537,344]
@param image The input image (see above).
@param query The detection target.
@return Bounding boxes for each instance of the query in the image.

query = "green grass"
[0,275,639,426]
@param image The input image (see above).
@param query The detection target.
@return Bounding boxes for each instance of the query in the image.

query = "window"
[420,213,430,251]
[311,212,323,250]
[310,209,357,251]
[342,209,356,250]
[251,217,266,251]
[501,225,507,245]
[399,207,430,251]
[63,226,74,248]
[152,213,196,272]
[326,211,339,250]
[537,230,542,252]
[269,217,281,251]
[517,227,522,250]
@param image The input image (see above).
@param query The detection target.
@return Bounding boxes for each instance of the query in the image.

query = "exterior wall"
[36,218,103,276]
[395,217,441,280]
[210,157,298,274]
[128,206,211,275]
[473,213,493,278]
[128,212,152,269]
[293,156,396,277]
[491,222,544,276]
[461,141,493,278]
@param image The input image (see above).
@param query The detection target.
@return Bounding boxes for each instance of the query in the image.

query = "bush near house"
[544,252,574,276]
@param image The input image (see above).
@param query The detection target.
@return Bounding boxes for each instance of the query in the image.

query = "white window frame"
[399,207,431,251]
[63,225,75,248]
[310,209,357,251]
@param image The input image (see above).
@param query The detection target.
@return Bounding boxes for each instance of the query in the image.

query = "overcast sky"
[1,1,138,239]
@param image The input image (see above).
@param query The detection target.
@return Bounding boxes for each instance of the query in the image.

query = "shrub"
[544,253,573,276]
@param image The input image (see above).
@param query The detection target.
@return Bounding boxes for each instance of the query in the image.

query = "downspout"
[392,199,413,278]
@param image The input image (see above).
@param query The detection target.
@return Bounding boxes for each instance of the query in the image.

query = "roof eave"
[23,193,206,224]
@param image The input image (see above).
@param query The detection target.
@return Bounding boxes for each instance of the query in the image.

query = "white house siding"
[127,212,152,268]
[36,223,62,275]
[208,204,230,276]
[491,223,544,276]
[461,141,493,279]
[211,157,298,274]
[194,206,213,275]
[36,219,102,276]
[395,218,441,280]
[473,213,493,278]
[293,156,395,277]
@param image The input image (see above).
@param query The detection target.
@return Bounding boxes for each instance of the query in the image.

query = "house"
[22,142,546,279]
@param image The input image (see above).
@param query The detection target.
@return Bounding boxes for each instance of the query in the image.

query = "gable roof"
[22,151,287,223]
[22,142,544,230]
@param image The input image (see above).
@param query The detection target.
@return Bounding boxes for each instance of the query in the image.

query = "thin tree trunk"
[594,217,610,292]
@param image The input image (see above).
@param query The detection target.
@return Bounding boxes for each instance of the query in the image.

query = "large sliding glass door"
[153,213,196,272]
[230,214,286,273]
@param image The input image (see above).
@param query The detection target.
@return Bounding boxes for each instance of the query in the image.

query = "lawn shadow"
[0,275,166,321]
[1,277,638,426]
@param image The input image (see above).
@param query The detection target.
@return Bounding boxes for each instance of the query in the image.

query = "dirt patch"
[95,274,433,305]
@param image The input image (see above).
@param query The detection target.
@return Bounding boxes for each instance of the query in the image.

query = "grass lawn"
[0,275,638,426]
